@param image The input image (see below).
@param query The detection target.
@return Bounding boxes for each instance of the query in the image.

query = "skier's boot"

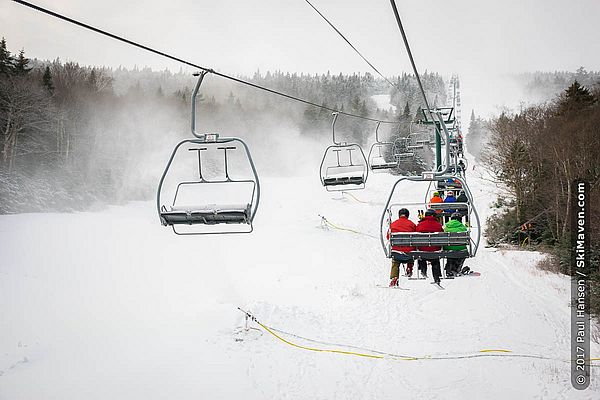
[389,277,399,287]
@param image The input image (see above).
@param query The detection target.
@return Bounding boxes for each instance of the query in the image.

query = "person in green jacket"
[443,212,468,277]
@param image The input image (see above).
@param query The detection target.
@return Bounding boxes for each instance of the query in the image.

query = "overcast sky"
[2,0,600,117]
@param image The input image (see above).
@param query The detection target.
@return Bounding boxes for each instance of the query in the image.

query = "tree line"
[483,80,600,316]
[0,37,448,213]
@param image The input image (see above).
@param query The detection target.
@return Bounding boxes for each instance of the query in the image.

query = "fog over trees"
[0,37,449,214]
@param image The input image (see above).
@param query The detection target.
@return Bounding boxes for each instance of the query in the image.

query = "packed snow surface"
[1,154,599,399]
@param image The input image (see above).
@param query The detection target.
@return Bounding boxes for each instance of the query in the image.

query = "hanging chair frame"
[367,121,398,170]
[319,113,369,191]
[156,70,261,235]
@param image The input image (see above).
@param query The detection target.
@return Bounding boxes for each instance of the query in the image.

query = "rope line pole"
[11,0,399,124]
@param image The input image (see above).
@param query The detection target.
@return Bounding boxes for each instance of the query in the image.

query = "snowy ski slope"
[1,152,599,399]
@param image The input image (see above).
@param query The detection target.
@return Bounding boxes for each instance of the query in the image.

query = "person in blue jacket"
[442,191,458,222]
[444,191,457,203]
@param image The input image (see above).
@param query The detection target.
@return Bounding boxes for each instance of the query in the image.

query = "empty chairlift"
[320,113,369,191]
[408,122,429,147]
[393,137,415,160]
[156,71,260,235]
[367,121,398,171]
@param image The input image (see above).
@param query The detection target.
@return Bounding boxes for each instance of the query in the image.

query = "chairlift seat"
[390,232,471,260]
[161,203,251,225]
[370,162,397,170]
[428,203,469,211]
[323,163,366,187]
[437,181,463,190]
[390,231,470,247]
[323,176,365,186]
[370,156,397,170]
[395,152,414,160]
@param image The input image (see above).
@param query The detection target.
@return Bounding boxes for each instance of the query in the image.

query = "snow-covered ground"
[1,150,599,399]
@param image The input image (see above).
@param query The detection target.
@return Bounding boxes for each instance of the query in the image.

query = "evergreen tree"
[403,101,410,119]
[87,69,98,91]
[0,37,14,76]
[42,66,54,94]
[13,49,32,76]
[559,81,596,113]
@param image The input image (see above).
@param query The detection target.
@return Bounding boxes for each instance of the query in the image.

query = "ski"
[375,284,410,290]
[431,282,445,290]
[456,271,481,277]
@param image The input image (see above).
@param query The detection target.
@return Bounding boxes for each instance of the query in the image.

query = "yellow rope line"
[320,215,377,238]
[342,191,371,204]
[257,321,385,359]
[258,320,512,361]
[240,308,600,363]
[479,349,512,353]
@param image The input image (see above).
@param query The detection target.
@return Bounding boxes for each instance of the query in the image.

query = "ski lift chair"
[380,173,481,261]
[320,113,368,191]
[409,123,431,147]
[392,137,415,160]
[157,71,260,235]
[367,122,398,170]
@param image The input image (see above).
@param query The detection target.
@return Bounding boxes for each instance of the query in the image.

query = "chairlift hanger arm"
[191,70,209,139]
[331,112,341,145]
[374,121,382,143]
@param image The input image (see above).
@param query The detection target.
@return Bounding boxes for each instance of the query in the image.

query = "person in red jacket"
[416,209,443,284]
[387,208,416,286]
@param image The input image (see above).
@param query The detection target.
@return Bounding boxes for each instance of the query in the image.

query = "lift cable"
[11,0,399,124]
[303,0,398,90]
[388,0,431,111]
